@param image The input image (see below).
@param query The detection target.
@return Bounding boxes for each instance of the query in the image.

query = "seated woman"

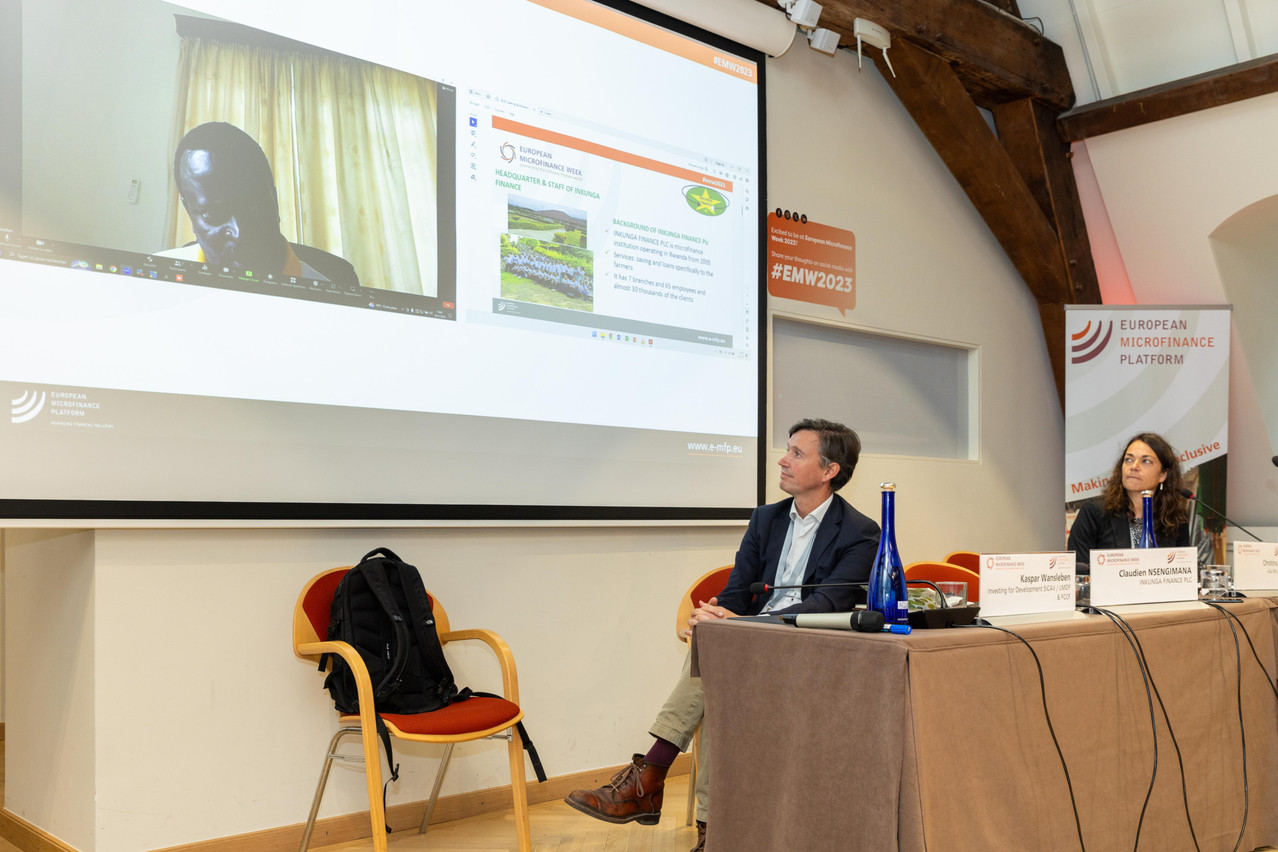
[1068,432,1190,573]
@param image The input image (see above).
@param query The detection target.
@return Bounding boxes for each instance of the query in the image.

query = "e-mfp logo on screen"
[11,389,46,424]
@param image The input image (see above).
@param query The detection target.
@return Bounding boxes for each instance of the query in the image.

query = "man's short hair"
[788,418,860,491]
[173,122,275,189]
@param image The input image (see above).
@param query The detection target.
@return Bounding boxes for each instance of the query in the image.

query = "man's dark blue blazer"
[715,492,880,616]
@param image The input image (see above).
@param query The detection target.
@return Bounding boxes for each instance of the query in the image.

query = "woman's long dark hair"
[1100,432,1188,541]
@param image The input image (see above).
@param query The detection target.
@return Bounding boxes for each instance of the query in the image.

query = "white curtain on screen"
[166,36,438,296]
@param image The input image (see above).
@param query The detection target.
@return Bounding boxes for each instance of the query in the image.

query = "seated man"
[159,121,359,286]
[565,418,880,852]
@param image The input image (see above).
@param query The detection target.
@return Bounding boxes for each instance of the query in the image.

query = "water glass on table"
[1075,575,1090,607]
[1199,565,1230,597]
[934,581,967,607]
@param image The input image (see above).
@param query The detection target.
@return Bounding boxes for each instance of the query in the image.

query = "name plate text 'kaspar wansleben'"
[978,552,1076,617]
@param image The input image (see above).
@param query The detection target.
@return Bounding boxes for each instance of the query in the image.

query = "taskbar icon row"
[593,330,654,345]
[0,232,455,321]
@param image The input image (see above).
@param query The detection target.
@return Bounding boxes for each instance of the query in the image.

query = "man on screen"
[564,418,880,852]
[159,122,359,286]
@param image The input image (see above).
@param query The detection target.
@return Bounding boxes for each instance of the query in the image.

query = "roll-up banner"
[1065,306,1230,502]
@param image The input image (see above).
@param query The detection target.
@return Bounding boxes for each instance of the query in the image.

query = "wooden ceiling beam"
[992,97,1100,306]
[1059,52,1278,141]
[754,0,1073,110]
[876,38,1098,408]
[880,38,1072,306]
[993,97,1102,406]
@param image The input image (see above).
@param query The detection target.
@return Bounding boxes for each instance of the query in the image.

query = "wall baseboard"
[138,753,691,852]
[0,808,77,852]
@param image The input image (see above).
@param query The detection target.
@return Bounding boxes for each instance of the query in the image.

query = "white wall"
[21,0,181,252]
[8,525,740,852]
[1,530,5,723]
[1,34,1068,852]
[763,45,1064,559]
[1080,93,1278,526]
[1019,0,1278,103]
[1011,0,1278,529]
[5,530,97,851]
[1211,198,1278,457]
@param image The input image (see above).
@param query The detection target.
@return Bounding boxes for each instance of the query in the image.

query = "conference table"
[692,599,1278,851]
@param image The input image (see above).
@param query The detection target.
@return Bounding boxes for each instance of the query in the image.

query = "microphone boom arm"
[1180,488,1264,543]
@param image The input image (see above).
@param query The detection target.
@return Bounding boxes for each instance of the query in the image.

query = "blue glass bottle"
[867,483,908,625]
[1138,490,1157,548]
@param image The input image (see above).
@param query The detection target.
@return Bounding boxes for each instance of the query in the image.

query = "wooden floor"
[309,774,699,852]
[0,731,695,852]
[2,745,1277,852]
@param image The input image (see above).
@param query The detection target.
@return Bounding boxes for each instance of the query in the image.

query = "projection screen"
[0,0,765,521]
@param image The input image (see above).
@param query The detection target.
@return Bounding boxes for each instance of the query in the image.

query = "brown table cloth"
[693,600,1278,851]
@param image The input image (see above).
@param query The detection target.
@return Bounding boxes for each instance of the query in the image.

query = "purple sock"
[644,738,680,767]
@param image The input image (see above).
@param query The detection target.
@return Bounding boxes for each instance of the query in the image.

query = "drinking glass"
[934,581,967,607]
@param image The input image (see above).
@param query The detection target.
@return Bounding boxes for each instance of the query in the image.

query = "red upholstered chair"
[292,567,531,852]
[905,561,981,603]
[943,550,980,572]
[675,564,733,824]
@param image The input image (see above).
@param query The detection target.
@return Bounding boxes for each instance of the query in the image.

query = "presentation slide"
[0,0,763,519]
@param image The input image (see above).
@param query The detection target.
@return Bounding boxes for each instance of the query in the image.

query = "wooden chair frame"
[292,567,531,852]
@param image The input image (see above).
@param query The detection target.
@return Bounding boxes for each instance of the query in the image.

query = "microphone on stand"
[748,581,862,595]
[781,610,888,632]
[1179,488,1265,543]
[746,582,888,632]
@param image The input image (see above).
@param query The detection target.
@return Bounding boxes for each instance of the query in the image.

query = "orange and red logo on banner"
[767,217,856,314]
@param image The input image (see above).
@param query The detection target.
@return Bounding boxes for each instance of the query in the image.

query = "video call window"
[4,5,457,320]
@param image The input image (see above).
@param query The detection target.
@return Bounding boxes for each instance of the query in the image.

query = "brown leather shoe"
[564,754,667,825]
[690,820,706,852]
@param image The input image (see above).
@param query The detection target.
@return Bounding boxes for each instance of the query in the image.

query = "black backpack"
[323,547,465,716]
[320,548,545,803]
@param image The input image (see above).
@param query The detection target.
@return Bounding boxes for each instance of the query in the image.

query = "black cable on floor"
[955,622,1086,852]
[1090,607,1158,852]
[1095,608,1199,852]
[1203,601,1278,702]
[1201,601,1249,852]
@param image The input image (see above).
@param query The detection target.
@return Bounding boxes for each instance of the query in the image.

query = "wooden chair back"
[904,561,981,603]
[943,550,980,572]
[675,565,733,642]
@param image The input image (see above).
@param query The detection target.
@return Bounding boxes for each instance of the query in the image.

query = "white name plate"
[978,552,1076,617]
[1090,547,1197,606]
[1233,541,1278,590]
